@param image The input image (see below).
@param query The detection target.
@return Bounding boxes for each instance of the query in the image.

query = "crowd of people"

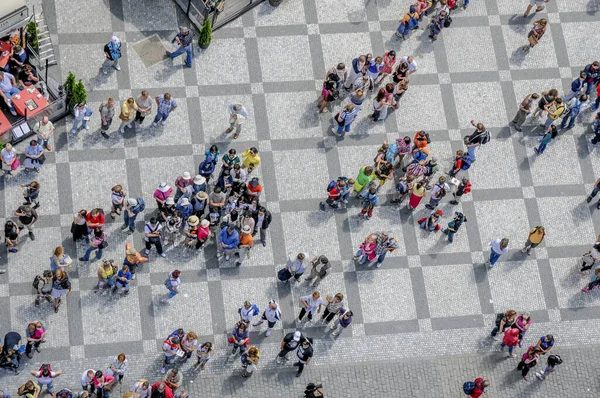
[0,0,598,397]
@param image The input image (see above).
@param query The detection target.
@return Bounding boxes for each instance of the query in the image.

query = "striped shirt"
[375,235,398,255]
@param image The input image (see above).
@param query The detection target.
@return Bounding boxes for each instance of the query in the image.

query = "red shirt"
[86,212,105,227]
[328,187,341,199]
[197,226,210,240]
[247,183,263,195]
[151,383,174,398]
[470,378,485,398]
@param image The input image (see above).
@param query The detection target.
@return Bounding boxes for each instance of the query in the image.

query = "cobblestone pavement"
[1,0,600,396]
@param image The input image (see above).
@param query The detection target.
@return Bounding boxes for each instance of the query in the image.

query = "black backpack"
[32,275,44,290]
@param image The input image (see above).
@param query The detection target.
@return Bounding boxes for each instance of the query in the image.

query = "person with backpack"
[491,309,517,339]
[31,364,63,395]
[521,226,546,255]
[465,121,489,161]
[34,270,53,306]
[534,125,558,154]
[429,9,448,41]
[518,346,542,380]
[442,212,467,243]
[396,5,420,40]
[418,210,443,232]
[121,198,145,234]
[144,218,165,257]
[103,36,121,74]
[238,300,260,325]
[450,177,471,204]
[333,103,358,136]
[425,176,449,209]
[561,94,588,130]
[390,175,414,204]
[79,228,108,262]
[486,238,509,268]
[535,354,562,380]
[359,186,380,219]
[5,220,20,253]
[463,378,489,398]
[161,270,181,304]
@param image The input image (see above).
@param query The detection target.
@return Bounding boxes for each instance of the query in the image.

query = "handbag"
[334,112,344,126]
[36,153,46,165]
[119,112,128,121]
[11,158,20,170]
[99,240,108,249]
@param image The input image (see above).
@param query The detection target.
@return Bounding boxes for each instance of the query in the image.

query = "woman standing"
[229,322,250,354]
[349,88,366,113]
[298,291,323,322]
[517,346,542,380]
[330,309,353,336]
[110,185,126,220]
[23,139,44,173]
[513,312,532,347]
[523,19,547,51]
[333,103,358,136]
[375,51,396,85]
[1,143,18,176]
[375,160,393,186]
[51,269,71,313]
[79,228,108,262]
[179,331,198,362]
[240,346,260,378]
[500,327,520,358]
[119,97,138,134]
[25,321,46,358]
[194,342,215,370]
[135,90,153,125]
[50,246,73,271]
[366,56,383,82]
[521,226,546,255]
[21,181,41,208]
[534,125,557,154]
[354,234,377,265]
[153,182,172,210]
[321,293,345,324]
[408,181,426,210]
[491,309,517,339]
[4,220,20,253]
[71,209,88,242]
[107,353,128,383]
[531,89,558,119]
[370,88,387,122]
[486,238,510,268]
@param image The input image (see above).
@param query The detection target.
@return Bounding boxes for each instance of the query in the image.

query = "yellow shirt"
[121,101,138,121]
[242,150,261,168]
[99,265,114,279]
[528,228,545,244]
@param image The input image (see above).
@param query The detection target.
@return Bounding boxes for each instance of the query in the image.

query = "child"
[317,79,336,113]
[535,354,562,381]
[534,125,557,154]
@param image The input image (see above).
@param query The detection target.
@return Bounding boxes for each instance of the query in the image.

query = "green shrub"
[72,80,87,105]
[199,19,212,46]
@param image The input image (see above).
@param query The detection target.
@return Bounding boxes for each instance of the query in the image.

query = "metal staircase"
[30,5,57,68]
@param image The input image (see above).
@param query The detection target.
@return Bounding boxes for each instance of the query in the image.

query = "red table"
[0,111,11,136]
[0,41,11,69]
[11,87,49,117]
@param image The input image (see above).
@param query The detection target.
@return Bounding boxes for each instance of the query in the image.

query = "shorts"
[51,288,67,299]
[530,0,545,6]
[164,354,175,364]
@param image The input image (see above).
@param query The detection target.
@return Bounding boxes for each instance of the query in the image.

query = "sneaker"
[508,354,516,358]
[152,122,158,127]
[114,65,121,71]
[145,249,150,255]
[120,128,125,134]
[160,366,166,374]
[120,224,128,230]
[131,274,136,280]
[33,203,40,209]
[9,248,18,253]
[163,240,169,245]
[225,255,230,261]
[161,121,166,126]
[79,257,87,262]
[293,362,300,367]
[592,105,598,112]
[35,346,41,353]
[587,196,593,203]
[29,232,35,240]
[26,353,33,359]
[500,346,505,352]
[521,248,527,253]
[160,253,166,258]
[265,329,272,337]
[485,261,491,267]
[332,332,339,336]
[231,347,237,354]
[101,131,110,139]
[225,128,232,133]
[375,262,382,268]
[84,125,90,130]
[295,371,302,378]
[515,127,523,132]
[10,109,17,116]
[523,376,529,381]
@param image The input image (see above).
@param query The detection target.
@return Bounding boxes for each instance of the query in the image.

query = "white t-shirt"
[489,239,509,255]
[81,370,95,386]
[401,56,418,74]
[163,341,178,357]
[144,222,163,242]
[328,66,346,82]
[169,272,181,289]
[181,335,197,351]
[300,295,323,312]
[131,382,150,398]
[36,371,57,385]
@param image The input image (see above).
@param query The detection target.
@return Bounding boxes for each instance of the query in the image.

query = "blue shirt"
[341,108,358,126]
[157,96,177,115]
[25,144,43,157]
[539,336,554,350]
[117,270,132,285]
[0,72,15,94]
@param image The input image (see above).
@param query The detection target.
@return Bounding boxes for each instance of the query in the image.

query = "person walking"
[152,93,177,127]
[276,331,304,363]
[118,97,138,134]
[524,0,549,17]
[167,27,195,68]
[135,90,153,125]
[293,338,313,377]
[280,253,307,283]
[144,218,165,257]
[14,204,38,241]
[305,255,331,287]
[521,226,546,255]
[21,181,40,209]
[333,103,358,136]
[510,93,539,132]
[522,18,547,51]
[491,309,517,339]
[51,270,71,313]
[79,228,107,262]
[485,238,509,268]
[102,36,121,74]
[161,270,181,303]
[252,300,281,337]
[226,104,249,139]
[561,94,587,130]
[396,6,420,40]
[359,186,380,219]
[517,346,542,380]
[534,125,557,154]
[500,327,520,358]
[441,212,467,243]
[298,291,323,322]
[34,116,54,151]
[99,98,116,138]
[535,354,562,381]
[449,177,471,205]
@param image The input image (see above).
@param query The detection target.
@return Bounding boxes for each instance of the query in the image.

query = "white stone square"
[69,160,128,211]
[198,95,257,142]
[254,0,307,26]
[537,196,596,247]
[358,269,416,322]
[56,0,112,33]
[127,41,185,89]
[488,260,547,311]
[474,199,530,248]
[444,27,498,72]
[281,211,341,261]
[316,0,366,23]
[59,45,118,91]
[196,39,250,85]
[502,25,558,70]
[258,36,314,82]
[8,227,64,284]
[453,82,507,128]
[265,92,323,140]
[551,257,600,309]
[319,33,373,77]
[468,139,521,189]
[423,265,482,317]
[394,85,448,133]
[526,135,583,186]
[10,294,70,348]
[273,148,330,200]
[136,99,192,147]
[563,22,600,67]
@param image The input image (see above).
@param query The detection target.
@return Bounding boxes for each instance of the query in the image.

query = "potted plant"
[72,80,87,106]
[64,72,76,107]
[26,21,41,52]
[198,19,212,50]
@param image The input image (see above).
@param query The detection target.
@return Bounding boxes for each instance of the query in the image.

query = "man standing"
[523,0,549,17]
[226,104,249,139]
[31,364,63,396]
[14,204,38,241]
[252,206,271,247]
[564,72,587,101]
[510,93,539,132]
[34,116,54,151]
[174,172,193,202]
[153,93,177,127]
[294,338,314,378]
[102,36,122,75]
[167,27,195,68]
[373,232,398,268]
[305,255,331,287]
[400,55,418,75]
[561,94,587,130]
[99,98,116,138]
[442,212,467,243]
[0,71,19,115]
[252,300,281,337]
[583,61,600,95]
[160,336,180,374]
[217,224,240,261]
[276,331,304,363]
[121,198,144,234]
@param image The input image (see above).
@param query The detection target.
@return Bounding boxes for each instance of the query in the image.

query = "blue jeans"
[40,137,50,148]
[170,44,193,67]
[467,145,477,161]
[116,280,130,292]
[97,276,115,289]
[489,249,502,265]
[584,80,595,95]
[38,381,54,394]
[377,252,388,264]
[561,114,576,129]
[95,387,110,398]
[589,186,600,200]
[444,229,455,243]
[167,285,178,299]
[337,123,351,136]
[3,87,19,112]
[354,250,370,264]
[123,211,137,232]
[153,111,170,124]
[500,343,514,355]
[82,245,103,261]
[536,141,548,154]
[72,118,88,133]
[464,0,469,4]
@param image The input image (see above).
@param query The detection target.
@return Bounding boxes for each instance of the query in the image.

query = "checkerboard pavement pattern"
[2,0,600,395]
